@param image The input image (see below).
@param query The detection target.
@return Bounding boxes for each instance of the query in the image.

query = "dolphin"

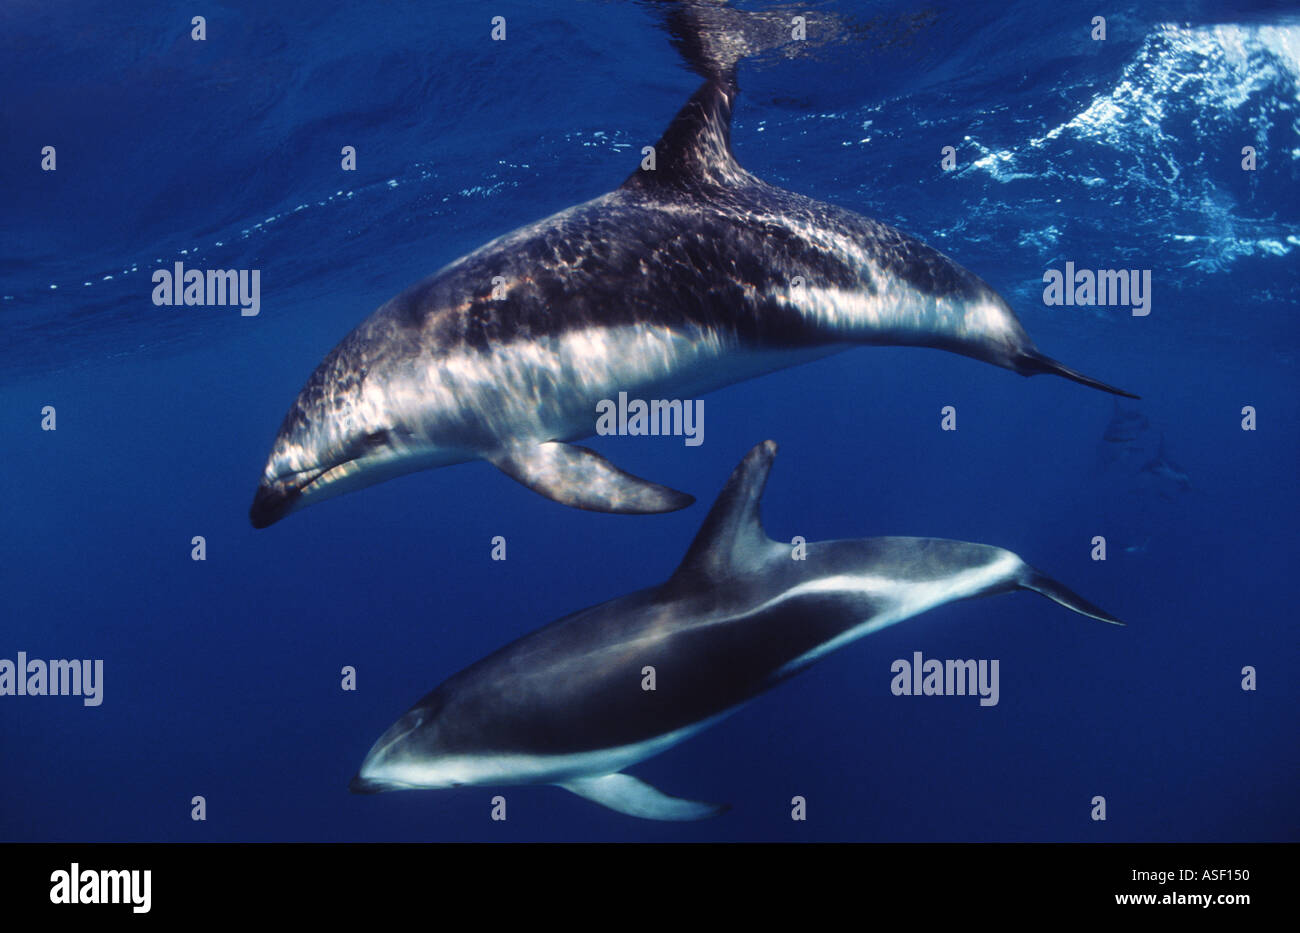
[349,441,1124,820]
[251,7,1135,528]
[1140,433,1191,499]
[1102,399,1151,447]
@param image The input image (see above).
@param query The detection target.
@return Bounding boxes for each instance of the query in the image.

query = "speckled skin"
[250,80,1132,528]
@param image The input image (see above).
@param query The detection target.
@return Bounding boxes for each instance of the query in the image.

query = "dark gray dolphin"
[349,441,1124,820]
[251,8,1135,528]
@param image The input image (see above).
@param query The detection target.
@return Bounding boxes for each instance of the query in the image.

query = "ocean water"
[1,0,1296,842]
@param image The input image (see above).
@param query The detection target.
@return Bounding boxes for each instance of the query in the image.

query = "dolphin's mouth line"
[270,456,368,500]
[291,464,336,497]
[251,444,410,527]
[366,715,425,764]
[266,465,332,504]
[284,465,328,491]
[351,715,427,793]
[249,465,327,528]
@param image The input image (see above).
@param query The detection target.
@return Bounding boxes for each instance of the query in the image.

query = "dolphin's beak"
[348,773,386,795]
[249,465,328,528]
[248,482,300,529]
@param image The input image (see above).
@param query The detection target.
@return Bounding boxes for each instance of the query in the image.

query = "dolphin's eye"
[360,430,391,451]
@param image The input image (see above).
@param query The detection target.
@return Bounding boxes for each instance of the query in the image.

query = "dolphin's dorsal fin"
[624,1,847,194]
[621,78,746,193]
[671,440,779,584]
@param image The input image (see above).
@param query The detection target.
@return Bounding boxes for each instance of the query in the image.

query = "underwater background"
[1,0,1296,842]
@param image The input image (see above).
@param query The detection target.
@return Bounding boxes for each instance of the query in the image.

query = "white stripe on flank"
[770,550,1023,678]
[368,551,1022,792]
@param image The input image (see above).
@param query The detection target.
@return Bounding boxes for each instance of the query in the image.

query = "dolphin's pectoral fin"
[558,773,728,821]
[489,442,694,514]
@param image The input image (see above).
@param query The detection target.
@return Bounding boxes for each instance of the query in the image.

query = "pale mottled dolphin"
[349,441,1124,820]
[250,9,1135,528]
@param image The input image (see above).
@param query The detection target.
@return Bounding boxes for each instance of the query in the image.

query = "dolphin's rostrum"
[350,441,1124,820]
[251,8,1135,528]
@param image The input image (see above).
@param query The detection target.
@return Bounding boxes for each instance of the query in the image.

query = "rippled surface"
[5,3,1297,378]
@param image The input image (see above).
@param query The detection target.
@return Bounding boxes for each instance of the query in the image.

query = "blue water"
[2,1,1296,841]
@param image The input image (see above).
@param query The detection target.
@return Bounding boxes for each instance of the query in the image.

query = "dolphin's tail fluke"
[1018,567,1126,626]
[1015,350,1139,399]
